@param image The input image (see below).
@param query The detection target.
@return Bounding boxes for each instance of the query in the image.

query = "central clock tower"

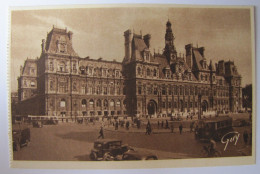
[164,20,177,63]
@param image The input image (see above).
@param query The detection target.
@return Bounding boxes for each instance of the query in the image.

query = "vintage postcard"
[9,4,255,169]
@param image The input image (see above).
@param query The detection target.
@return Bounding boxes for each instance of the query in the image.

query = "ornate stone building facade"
[16,20,242,120]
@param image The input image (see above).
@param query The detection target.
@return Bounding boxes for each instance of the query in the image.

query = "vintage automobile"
[122,150,158,160]
[194,116,233,141]
[12,124,31,151]
[89,139,133,161]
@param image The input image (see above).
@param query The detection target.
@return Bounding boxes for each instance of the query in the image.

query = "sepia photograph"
[9,5,255,168]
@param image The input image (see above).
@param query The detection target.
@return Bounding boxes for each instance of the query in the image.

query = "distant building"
[15,20,242,120]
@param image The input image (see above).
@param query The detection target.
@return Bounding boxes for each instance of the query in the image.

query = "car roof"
[94,139,122,143]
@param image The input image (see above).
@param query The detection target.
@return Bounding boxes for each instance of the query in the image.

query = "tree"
[242,84,252,111]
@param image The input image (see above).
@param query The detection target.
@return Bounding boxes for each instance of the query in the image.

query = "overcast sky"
[10,7,253,92]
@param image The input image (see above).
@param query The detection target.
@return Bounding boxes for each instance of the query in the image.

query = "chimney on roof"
[20,66,23,75]
[198,47,205,57]
[143,34,151,48]
[185,43,193,69]
[68,31,73,40]
[41,39,46,53]
[123,29,132,63]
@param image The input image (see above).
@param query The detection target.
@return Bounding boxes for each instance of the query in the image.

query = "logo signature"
[221,131,240,151]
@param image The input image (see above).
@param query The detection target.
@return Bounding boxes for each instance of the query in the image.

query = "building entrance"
[147,100,157,115]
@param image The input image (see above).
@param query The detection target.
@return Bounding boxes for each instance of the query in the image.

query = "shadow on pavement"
[55,130,98,143]
[74,154,90,161]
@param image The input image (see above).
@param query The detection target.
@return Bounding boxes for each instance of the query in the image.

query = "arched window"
[60,99,66,107]
[153,69,157,77]
[50,81,54,90]
[49,61,54,71]
[116,100,121,107]
[110,87,114,95]
[96,99,101,107]
[59,61,66,72]
[80,66,85,74]
[162,86,166,95]
[89,99,94,107]
[110,100,115,107]
[123,99,126,107]
[154,87,158,95]
[116,71,119,77]
[92,86,95,94]
[138,67,141,75]
[104,100,108,107]
[180,86,183,95]
[147,68,150,76]
[103,87,108,95]
[116,87,120,95]
[93,68,98,76]
[96,86,101,94]
[82,99,87,107]
[73,82,77,91]
[123,87,126,95]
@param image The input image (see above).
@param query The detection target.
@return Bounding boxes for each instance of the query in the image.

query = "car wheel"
[103,152,113,161]
[89,152,97,161]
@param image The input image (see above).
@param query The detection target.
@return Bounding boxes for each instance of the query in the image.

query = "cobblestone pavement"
[13,117,252,161]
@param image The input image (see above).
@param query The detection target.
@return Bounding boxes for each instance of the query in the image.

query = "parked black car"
[89,139,133,161]
[12,124,30,151]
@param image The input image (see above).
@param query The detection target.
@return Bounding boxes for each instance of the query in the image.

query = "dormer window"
[146,52,150,61]
[80,66,85,74]
[31,68,35,74]
[59,61,66,72]
[30,81,35,87]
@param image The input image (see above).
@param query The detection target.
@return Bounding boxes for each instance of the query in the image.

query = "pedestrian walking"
[165,120,169,129]
[243,130,248,145]
[179,124,183,134]
[190,122,194,133]
[171,123,174,133]
[161,120,164,128]
[98,126,104,139]
[126,121,130,130]
[115,121,119,130]
[157,120,160,129]
[145,121,151,135]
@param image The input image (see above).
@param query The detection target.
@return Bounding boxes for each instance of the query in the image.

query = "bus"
[28,115,59,125]
[194,116,233,141]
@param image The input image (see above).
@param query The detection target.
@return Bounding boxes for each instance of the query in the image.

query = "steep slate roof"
[192,49,203,70]
[45,27,78,56]
[131,34,147,61]
[154,55,169,78]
